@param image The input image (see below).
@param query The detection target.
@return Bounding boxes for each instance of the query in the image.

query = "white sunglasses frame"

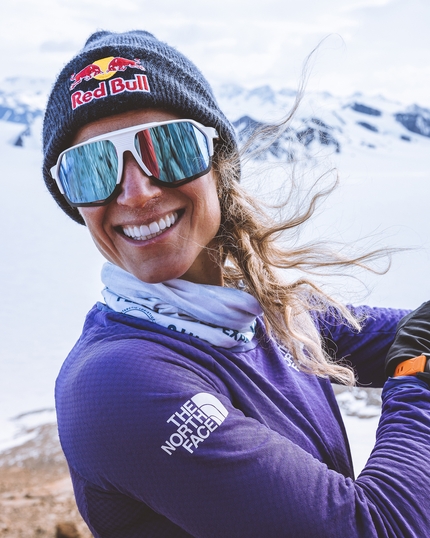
[50,118,219,206]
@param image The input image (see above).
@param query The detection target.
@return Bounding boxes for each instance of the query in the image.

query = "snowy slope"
[0,140,105,450]
[1,78,430,473]
[4,77,430,153]
[216,84,430,161]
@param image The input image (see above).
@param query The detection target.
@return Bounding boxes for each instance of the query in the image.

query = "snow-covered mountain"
[216,84,430,162]
[2,77,430,157]
[0,77,47,147]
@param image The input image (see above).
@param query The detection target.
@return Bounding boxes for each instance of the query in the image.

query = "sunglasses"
[50,119,219,207]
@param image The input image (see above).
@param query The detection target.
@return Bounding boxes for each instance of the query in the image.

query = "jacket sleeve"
[317,305,410,386]
[59,339,430,538]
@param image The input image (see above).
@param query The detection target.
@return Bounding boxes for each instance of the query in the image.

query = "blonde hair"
[212,93,388,386]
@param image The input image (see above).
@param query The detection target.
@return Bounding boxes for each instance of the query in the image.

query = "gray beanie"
[42,30,238,225]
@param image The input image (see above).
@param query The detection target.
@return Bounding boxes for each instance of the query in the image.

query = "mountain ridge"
[1,77,429,157]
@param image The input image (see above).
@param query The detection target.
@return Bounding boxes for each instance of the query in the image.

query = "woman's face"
[75,109,223,285]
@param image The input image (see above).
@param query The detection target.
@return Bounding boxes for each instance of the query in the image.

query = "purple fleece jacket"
[55,302,430,537]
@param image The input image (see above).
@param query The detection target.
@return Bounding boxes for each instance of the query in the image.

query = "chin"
[127,265,191,285]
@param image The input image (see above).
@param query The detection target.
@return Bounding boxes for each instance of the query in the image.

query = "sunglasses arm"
[50,165,66,195]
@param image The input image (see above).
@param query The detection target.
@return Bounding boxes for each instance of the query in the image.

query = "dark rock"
[55,522,81,538]
[350,103,382,116]
[395,107,430,138]
[311,117,329,128]
[318,130,341,152]
[296,127,315,146]
[233,115,341,158]
[232,115,295,161]
[357,121,378,133]
[297,124,340,152]
[14,126,31,147]
[232,115,265,139]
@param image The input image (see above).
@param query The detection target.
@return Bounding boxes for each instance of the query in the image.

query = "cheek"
[195,191,221,248]
[78,207,112,252]
[205,188,221,223]
[79,207,102,236]
[195,174,221,228]
[209,181,222,232]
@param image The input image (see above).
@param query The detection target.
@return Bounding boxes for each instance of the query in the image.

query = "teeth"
[140,224,150,236]
[149,221,160,234]
[122,212,177,241]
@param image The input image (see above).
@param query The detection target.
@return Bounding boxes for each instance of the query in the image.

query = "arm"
[318,305,410,386]
[58,339,430,538]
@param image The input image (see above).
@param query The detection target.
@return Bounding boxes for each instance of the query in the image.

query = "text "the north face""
[161,393,229,455]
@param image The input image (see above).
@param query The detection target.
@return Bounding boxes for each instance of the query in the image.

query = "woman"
[43,30,430,537]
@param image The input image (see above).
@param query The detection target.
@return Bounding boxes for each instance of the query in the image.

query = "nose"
[115,151,162,207]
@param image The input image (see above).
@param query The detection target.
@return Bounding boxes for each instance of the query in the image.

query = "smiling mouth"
[121,211,179,241]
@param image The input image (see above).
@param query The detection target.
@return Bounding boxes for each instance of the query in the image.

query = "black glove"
[385,301,430,382]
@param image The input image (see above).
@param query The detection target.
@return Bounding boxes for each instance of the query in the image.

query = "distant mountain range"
[214,84,430,162]
[1,77,429,158]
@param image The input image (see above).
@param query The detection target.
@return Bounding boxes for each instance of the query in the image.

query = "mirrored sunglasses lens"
[134,122,210,183]
[58,140,118,204]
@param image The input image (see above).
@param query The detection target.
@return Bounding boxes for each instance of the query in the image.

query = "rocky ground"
[0,423,92,538]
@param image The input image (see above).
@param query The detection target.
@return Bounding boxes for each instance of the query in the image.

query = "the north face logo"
[161,393,229,455]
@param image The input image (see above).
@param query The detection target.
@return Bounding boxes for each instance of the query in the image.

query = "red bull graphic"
[107,57,146,73]
[69,57,150,110]
[69,56,147,90]
[70,63,104,90]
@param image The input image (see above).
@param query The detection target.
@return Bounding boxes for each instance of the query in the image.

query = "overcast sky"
[1,0,429,107]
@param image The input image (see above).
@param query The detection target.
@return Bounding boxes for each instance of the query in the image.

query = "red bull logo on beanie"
[70,63,104,90]
[70,56,150,110]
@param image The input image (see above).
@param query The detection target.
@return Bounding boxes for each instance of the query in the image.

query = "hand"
[385,301,430,378]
